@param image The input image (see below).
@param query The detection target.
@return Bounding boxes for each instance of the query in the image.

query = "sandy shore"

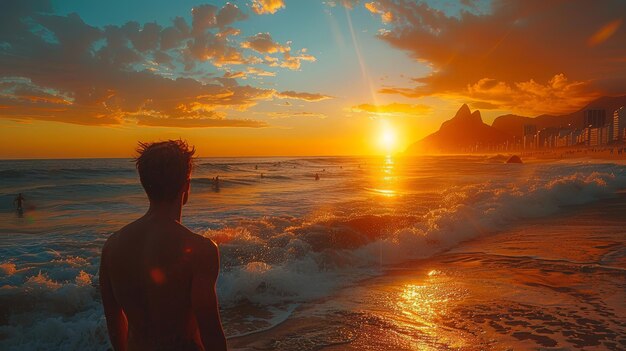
[228,195,626,350]
[520,147,626,163]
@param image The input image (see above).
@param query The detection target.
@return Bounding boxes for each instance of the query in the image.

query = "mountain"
[406,104,510,153]
[491,95,626,139]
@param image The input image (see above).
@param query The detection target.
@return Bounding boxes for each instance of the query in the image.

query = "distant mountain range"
[406,95,626,154]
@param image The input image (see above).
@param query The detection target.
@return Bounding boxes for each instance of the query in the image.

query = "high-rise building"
[613,106,625,142]
[584,109,606,128]
[523,124,537,149]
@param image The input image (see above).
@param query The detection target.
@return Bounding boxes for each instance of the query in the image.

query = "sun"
[378,120,397,152]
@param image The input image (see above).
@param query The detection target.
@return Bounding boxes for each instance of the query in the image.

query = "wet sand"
[229,195,626,350]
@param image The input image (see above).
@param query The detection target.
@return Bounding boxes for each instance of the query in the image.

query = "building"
[523,124,537,149]
[613,106,625,142]
[557,128,577,147]
[537,127,559,148]
[584,109,606,128]
[586,124,611,147]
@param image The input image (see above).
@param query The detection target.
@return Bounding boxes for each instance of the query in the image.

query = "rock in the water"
[506,155,523,163]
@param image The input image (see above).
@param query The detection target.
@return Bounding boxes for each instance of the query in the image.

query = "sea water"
[1,156,625,349]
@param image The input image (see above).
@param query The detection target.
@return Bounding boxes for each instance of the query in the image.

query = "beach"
[1,155,625,350]
[230,193,626,350]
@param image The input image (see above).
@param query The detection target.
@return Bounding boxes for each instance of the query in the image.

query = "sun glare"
[378,121,397,153]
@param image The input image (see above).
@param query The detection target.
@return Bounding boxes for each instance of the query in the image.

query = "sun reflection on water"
[371,155,398,197]
[398,283,450,327]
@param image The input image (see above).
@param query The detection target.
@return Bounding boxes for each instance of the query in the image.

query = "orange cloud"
[275,91,333,102]
[588,19,623,47]
[367,0,626,115]
[136,115,267,128]
[0,2,321,127]
[267,111,327,119]
[241,33,315,70]
[251,0,285,15]
[241,33,289,53]
[364,2,393,23]
[351,103,431,115]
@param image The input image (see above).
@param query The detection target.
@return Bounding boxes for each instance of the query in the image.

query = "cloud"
[466,74,601,114]
[275,91,333,102]
[325,0,361,9]
[240,33,316,70]
[365,0,626,114]
[251,0,285,15]
[0,1,317,127]
[588,19,623,47]
[267,111,327,119]
[278,49,316,70]
[351,102,431,115]
[364,2,393,23]
[241,33,289,53]
[136,115,267,128]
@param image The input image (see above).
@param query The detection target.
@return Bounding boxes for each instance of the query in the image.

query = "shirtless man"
[99,140,227,351]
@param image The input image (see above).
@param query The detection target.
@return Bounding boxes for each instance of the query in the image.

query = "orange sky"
[0,0,624,158]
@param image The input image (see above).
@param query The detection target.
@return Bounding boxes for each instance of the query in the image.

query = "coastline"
[229,193,626,350]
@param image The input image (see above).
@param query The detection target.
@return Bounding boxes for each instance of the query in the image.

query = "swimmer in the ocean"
[99,140,226,351]
[13,193,25,212]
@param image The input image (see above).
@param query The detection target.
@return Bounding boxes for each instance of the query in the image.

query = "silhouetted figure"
[14,193,24,216]
[255,165,258,170]
[99,140,226,351]
[213,176,220,192]
[315,173,320,181]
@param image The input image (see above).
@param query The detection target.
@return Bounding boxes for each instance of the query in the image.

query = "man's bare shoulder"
[181,227,219,262]
[101,220,141,253]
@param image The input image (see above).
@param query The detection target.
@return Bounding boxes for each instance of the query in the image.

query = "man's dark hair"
[135,140,195,202]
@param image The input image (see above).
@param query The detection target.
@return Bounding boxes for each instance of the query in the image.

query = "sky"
[0,0,625,158]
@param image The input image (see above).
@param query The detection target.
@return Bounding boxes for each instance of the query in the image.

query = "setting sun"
[378,120,397,152]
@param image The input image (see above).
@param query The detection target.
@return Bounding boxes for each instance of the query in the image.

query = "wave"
[2,160,625,348]
[206,169,626,309]
[0,167,134,180]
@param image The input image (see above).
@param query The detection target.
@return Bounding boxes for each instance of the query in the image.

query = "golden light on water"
[370,155,397,197]
[399,284,449,326]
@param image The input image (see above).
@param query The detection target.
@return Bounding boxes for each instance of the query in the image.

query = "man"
[99,140,227,351]
[13,193,24,212]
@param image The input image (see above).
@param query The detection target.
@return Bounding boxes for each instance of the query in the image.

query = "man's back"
[100,214,225,351]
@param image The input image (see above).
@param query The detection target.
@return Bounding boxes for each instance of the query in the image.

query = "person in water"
[13,193,24,212]
[213,176,220,191]
[99,140,227,351]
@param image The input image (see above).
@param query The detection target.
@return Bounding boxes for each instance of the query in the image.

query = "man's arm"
[99,238,129,351]
[191,239,227,351]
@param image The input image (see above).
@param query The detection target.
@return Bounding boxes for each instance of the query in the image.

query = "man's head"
[135,140,195,203]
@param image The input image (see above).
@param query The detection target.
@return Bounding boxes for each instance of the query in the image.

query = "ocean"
[1,155,625,350]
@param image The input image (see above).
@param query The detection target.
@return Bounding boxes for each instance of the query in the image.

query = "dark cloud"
[0,1,323,127]
[365,0,626,114]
